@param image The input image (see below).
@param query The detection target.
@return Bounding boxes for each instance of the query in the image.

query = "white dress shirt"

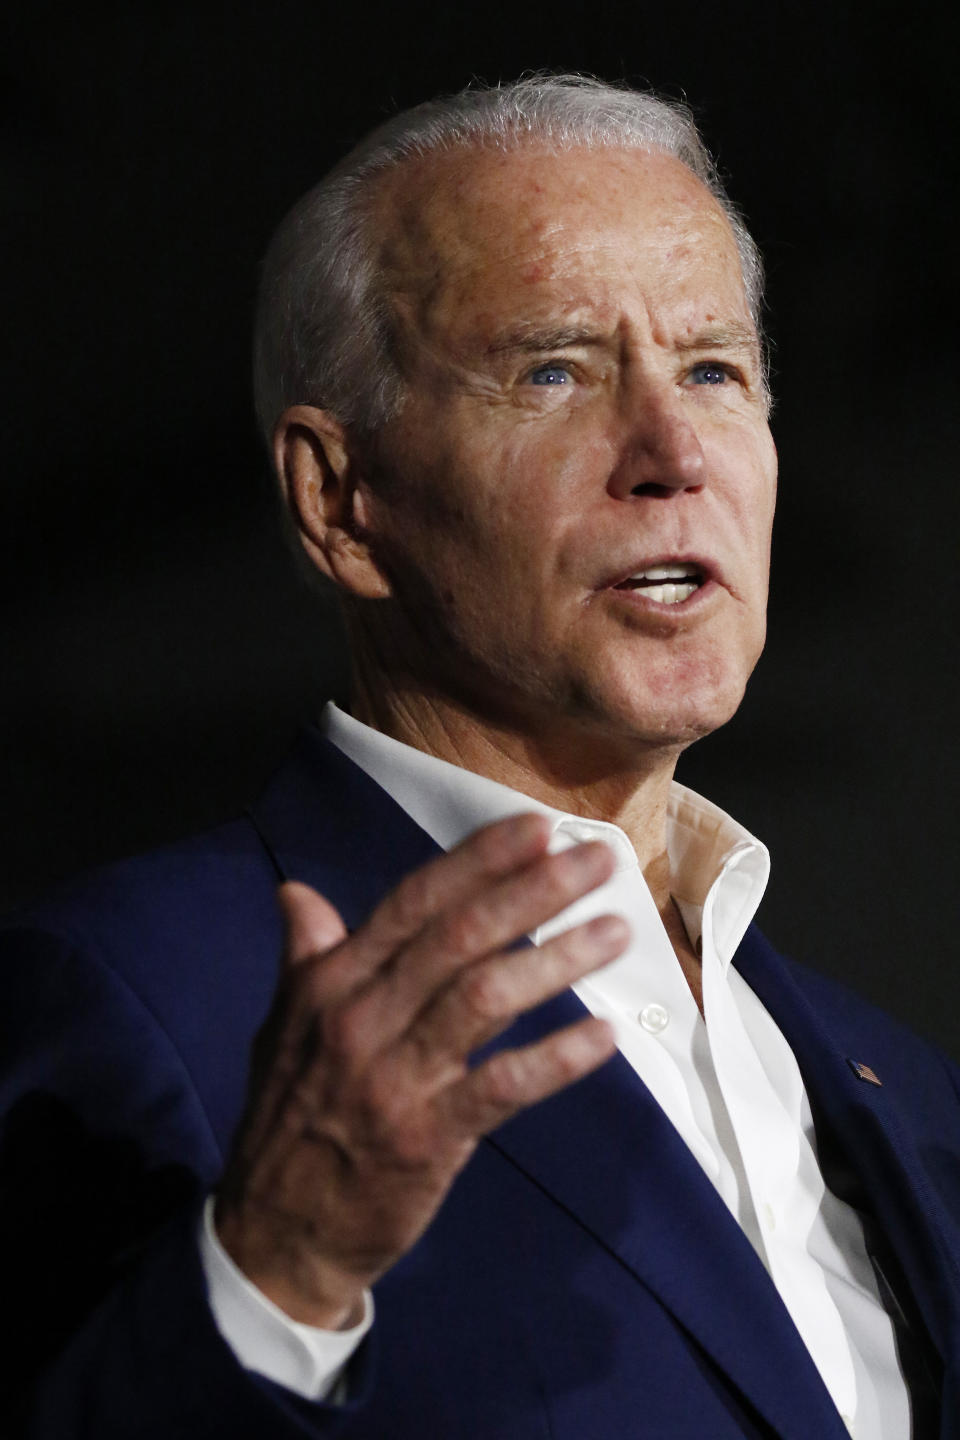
[202,704,911,1437]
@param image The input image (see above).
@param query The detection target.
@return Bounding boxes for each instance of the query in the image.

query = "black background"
[3,3,958,1051]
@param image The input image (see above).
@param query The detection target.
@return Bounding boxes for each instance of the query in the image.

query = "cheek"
[712,433,776,552]
[371,410,616,630]
[489,422,613,549]
[449,431,590,574]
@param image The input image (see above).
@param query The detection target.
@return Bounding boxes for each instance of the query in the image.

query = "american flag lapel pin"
[847,1059,883,1086]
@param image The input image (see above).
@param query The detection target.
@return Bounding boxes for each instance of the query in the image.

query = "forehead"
[372,143,750,340]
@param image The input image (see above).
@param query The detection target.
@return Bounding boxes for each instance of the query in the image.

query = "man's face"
[355,143,777,753]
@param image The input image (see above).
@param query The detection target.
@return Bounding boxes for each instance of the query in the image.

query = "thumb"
[276,880,349,969]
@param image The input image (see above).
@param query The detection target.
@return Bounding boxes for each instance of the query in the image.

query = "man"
[2,75,958,1438]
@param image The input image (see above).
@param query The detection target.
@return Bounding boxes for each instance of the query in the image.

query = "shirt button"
[841,1416,855,1436]
[639,1003,670,1034]
[762,1202,777,1231]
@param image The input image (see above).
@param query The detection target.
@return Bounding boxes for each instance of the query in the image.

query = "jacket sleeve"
[0,921,374,1438]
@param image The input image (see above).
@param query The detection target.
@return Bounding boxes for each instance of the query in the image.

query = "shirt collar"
[321,703,769,968]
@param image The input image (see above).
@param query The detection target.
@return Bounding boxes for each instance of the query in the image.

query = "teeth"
[613,563,703,603]
[629,564,701,582]
[644,582,698,604]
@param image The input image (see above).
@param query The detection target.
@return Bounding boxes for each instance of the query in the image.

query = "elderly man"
[2,76,956,1439]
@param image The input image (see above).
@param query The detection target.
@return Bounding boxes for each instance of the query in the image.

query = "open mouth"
[611,563,705,605]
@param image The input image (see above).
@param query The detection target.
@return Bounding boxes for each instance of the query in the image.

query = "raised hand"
[215,812,628,1329]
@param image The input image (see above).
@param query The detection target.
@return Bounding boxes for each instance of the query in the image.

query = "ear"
[273,404,392,599]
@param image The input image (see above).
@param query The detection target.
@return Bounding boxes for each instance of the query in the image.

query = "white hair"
[253,74,765,445]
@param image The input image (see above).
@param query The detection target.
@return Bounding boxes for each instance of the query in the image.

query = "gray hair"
[253,74,765,446]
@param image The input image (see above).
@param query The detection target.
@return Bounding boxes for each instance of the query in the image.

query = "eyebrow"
[484,324,608,356]
[484,319,761,360]
[675,323,761,355]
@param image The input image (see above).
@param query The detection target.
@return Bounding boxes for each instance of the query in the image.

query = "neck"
[349,676,683,900]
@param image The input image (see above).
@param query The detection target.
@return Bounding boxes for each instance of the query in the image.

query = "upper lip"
[597,553,722,591]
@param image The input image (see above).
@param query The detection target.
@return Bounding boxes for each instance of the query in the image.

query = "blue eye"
[690,362,728,385]
[529,365,571,385]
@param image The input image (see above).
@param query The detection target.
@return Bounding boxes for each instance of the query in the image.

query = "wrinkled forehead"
[369,143,748,337]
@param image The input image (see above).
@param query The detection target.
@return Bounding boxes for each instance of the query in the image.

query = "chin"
[591,657,756,751]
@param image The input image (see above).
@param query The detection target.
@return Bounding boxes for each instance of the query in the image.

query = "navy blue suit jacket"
[2,728,960,1436]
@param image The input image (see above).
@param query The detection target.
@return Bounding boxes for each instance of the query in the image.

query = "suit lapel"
[248,726,442,929]
[735,926,960,1368]
[252,733,960,1426]
[250,732,851,1438]
[480,990,849,1440]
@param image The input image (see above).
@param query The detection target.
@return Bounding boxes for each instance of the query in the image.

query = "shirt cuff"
[199,1195,374,1401]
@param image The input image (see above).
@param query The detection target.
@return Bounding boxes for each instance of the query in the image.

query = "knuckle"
[438,903,491,958]
[387,866,434,933]
[355,1071,432,1166]
[550,1042,583,1085]
[482,1051,526,1108]
[458,964,510,1022]
[543,853,585,906]
[473,819,513,867]
[384,1118,436,1170]
[355,1064,398,1125]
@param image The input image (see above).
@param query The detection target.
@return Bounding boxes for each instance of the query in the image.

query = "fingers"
[325,837,619,1062]
[247,818,621,1158]
[400,912,629,1076]
[244,817,577,1151]
[277,882,349,970]
[220,822,627,1315]
[305,812,554,1003]
[449,1014,617,1137]
[233,884,351,1167]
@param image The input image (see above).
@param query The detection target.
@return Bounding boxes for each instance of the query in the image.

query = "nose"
[607,393,707,499]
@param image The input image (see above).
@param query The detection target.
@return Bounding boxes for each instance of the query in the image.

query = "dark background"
[3,4,958,1050]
